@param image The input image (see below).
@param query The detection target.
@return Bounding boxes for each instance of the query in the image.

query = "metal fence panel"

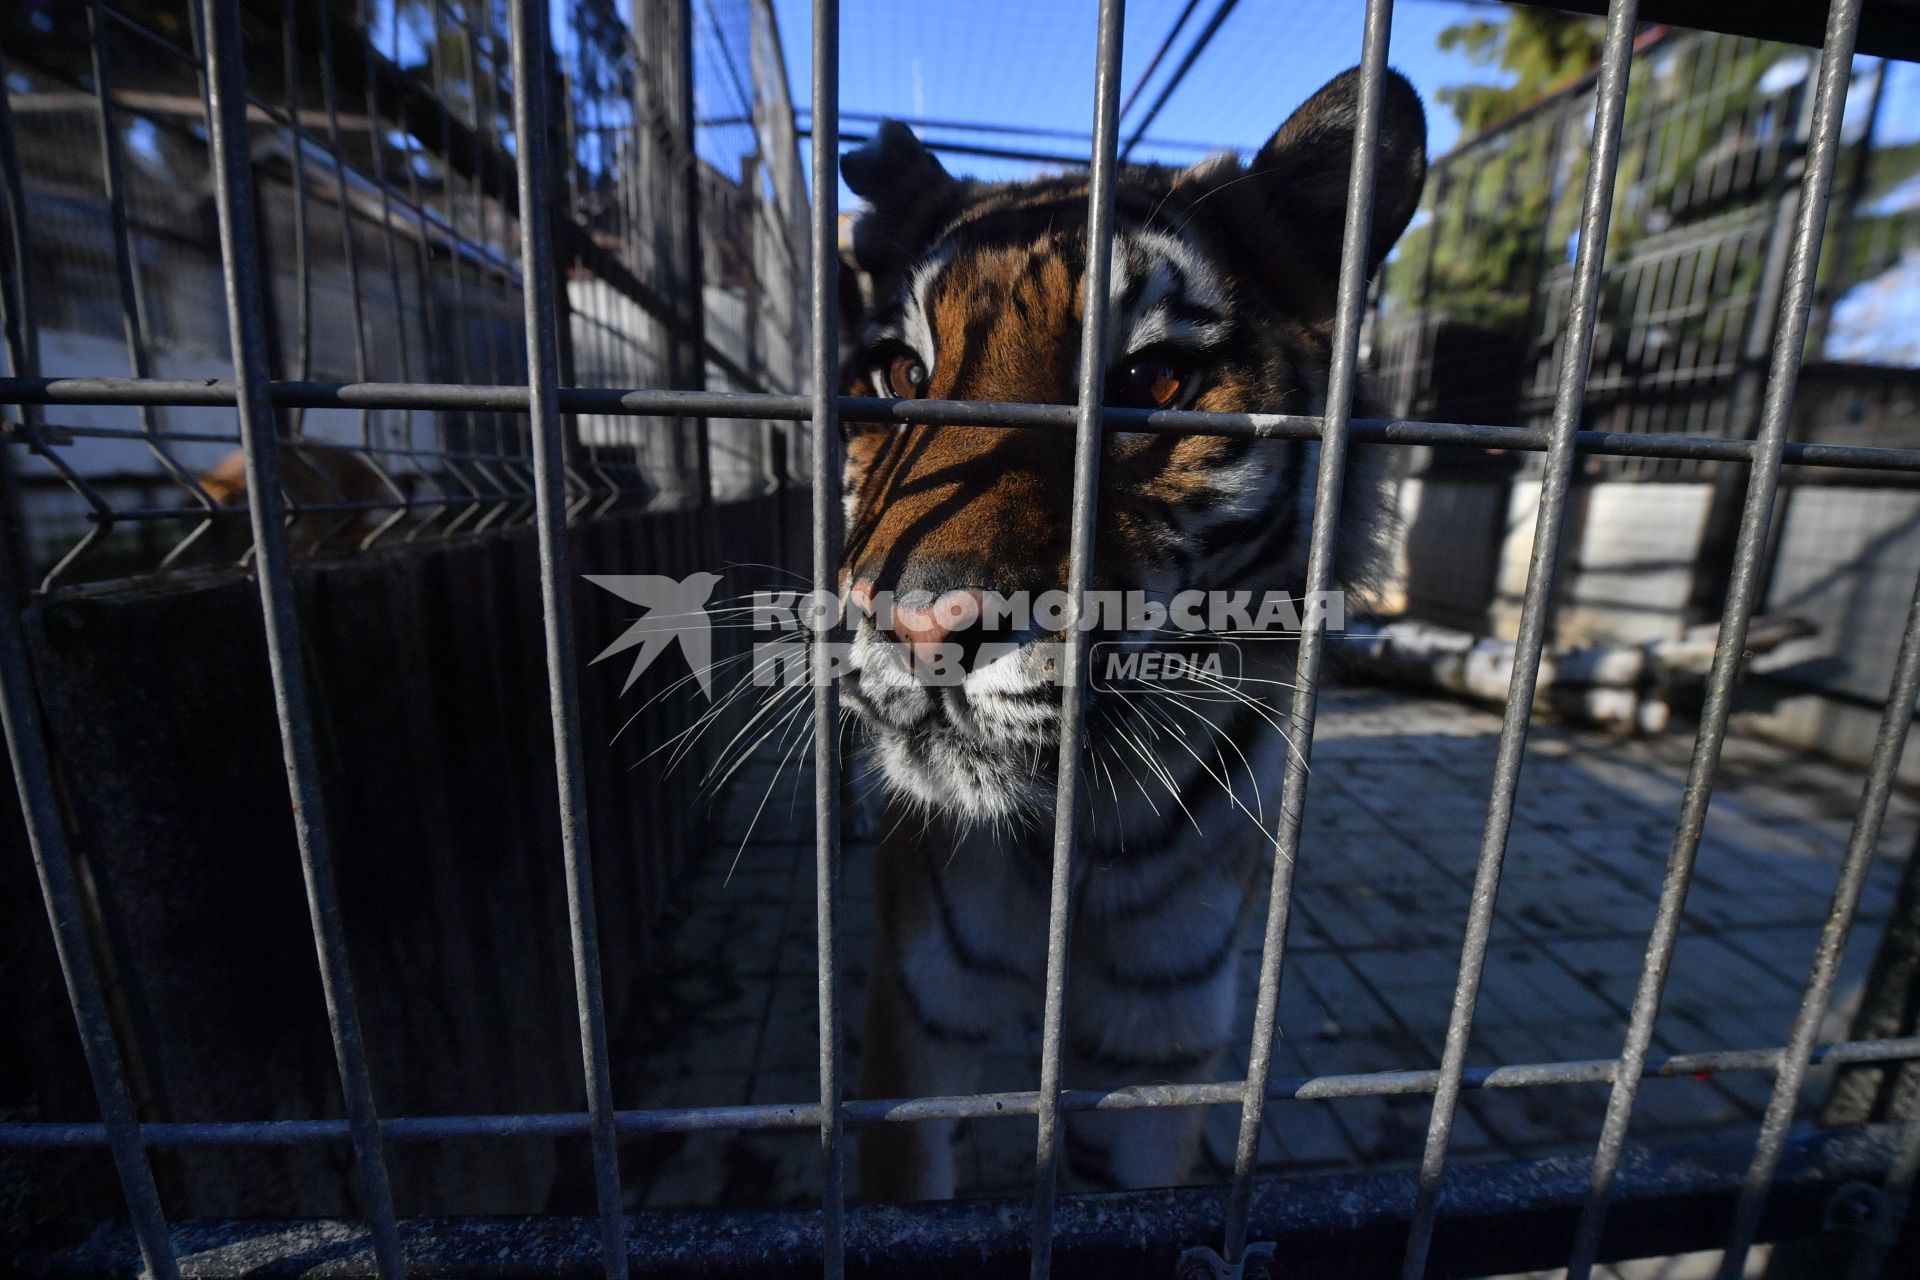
[4,0,1920,1277]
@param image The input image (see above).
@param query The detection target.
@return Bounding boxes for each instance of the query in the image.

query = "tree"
[1433,10,1606,134]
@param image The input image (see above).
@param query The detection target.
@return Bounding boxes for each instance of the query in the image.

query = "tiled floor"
[607,684,1915,1245]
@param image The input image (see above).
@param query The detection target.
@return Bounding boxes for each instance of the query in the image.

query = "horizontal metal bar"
[8,1035,1917,1149]
[0,418,551,466]
[7,379,1920,472]
[21,1123,1917,1280]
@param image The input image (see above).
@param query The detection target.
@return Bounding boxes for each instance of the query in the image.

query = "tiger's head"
[836,68,1426,825]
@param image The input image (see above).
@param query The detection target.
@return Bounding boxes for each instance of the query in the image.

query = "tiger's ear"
[1184,68,1426,324]
[841,121,965,288]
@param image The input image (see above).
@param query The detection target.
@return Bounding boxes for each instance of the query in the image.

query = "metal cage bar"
[0,77,117,590]
[6,1033,1920,1150]
[0,604,180,1280]
[195,2,407,1275]
[807,0,847,1273]
[1566,1,1868,1275]
[80,0,218,552]
[5,0,1920,1275]
[1221,0,1395,1263]
[507,1,629,1275]
[1400,3,1641,1275]
[1027,3,1126,1275]
[17,377,1920,474]
[0,460,179,1280]
[1716,567,1920,1275]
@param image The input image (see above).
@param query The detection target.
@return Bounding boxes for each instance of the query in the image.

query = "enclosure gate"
[5,0,1920,1277]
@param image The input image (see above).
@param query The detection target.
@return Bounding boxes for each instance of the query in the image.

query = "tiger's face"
[836,68,1426,824]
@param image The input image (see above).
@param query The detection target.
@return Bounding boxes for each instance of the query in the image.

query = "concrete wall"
[1385,475,1715,647]
[1743,485,1920,783]
[1492,481,1715,646]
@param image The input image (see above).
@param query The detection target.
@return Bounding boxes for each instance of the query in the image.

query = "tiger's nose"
[852,578,995,671]
[891,586,988,658]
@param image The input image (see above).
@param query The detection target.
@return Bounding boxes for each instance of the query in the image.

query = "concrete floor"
[607,684,1914,1275]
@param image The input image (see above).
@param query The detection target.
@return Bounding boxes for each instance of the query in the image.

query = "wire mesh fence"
[1369,22,1920,741]
[0,0,807,591]
[3,0,1920,1278]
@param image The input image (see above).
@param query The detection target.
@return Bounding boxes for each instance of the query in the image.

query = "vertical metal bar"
[1221,0,1396,1261]
[1400,6,1640,1278]
[1855,1119,1920,1280]
[454,2,507,492]
[0,68,113,590]
[1028,3,1124,1276]
[1566,3,1865,1275]
[1810,56,1884,354]
[676,0,712,508]
[360,0,416,545]
[0,68,39,432]
[0,491,179,1280]
[84,0,221,575]
[1718,569,1920,1275]
[281,0,312,392]
[83,4,182,468]
[314,0,372,438]
[806,0,845,1273]
[425,0,489,534]
[506,3,629,1277]
[195,2,405,1275]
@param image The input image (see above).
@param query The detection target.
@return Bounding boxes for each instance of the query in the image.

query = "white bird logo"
[584,572,724,697]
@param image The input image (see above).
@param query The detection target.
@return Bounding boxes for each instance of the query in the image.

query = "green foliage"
[1382,17,1890,360]
[1434,11,1606,133]
[1380,12,1603,336]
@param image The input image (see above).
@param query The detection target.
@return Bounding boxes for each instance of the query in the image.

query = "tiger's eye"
[1122,360,1184,409]
[887,353,930,399]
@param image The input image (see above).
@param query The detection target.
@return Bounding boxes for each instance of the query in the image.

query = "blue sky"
[761,0,1511,207]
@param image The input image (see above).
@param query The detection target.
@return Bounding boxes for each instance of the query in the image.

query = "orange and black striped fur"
[837,69,1426,1200]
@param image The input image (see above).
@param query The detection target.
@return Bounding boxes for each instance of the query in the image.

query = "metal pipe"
[83,0,214,514]
[0,75,115,589]
[0,370,180,1280]
[507,1,629,1275]
[1565,2,1867,1274]
[1222,0,1395,1262]
[1028,3,1125,1274]
[196,0,405,1274]
[10,377,1920,473]
[1714,565,1920,1269]
[1400,4,1640,1276]
[19,1124,1920,1280]
[8,1034,1920,1150]
[807,0,846,1273]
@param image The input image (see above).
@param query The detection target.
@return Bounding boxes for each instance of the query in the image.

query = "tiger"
[834,67,1427,1201]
